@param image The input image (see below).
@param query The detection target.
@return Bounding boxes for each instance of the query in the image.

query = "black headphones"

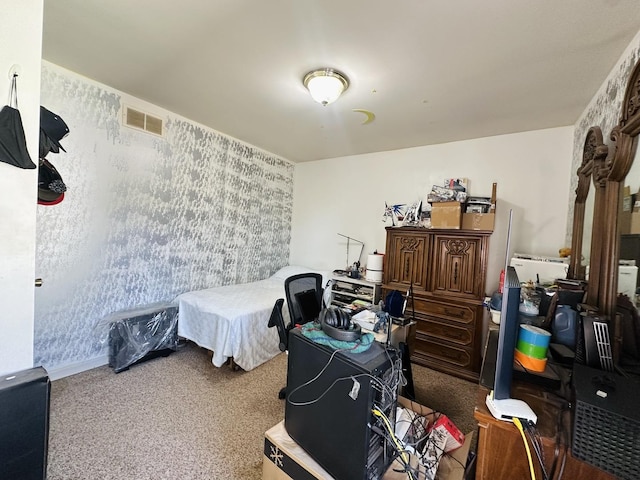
[318,306,362,342]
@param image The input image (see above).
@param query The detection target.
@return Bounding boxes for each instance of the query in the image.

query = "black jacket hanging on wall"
[0,75,36,169]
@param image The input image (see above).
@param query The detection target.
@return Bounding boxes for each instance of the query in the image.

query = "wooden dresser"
[382,226,491,381]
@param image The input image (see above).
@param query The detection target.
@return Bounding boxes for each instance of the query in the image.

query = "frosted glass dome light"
[303,68,349,106]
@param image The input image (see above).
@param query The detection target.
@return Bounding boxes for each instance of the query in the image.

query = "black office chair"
[268,298,288,353]
[268,298,290,399]
[268,273,324,399]
[284,272,324,325]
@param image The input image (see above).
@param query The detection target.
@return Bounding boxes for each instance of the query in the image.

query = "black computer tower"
[284,328,399,480]
[571,363,640,479]
[0,366,50,480]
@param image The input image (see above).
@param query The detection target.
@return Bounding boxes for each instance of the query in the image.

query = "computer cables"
[372,406,416,480]
[286,345,403,407]
[374,402,468,480]
[513,417,537,480]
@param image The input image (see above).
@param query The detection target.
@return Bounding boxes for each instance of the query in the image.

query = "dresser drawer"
[416,317,473,346]
[413,333,473,369]
[411,297,476,325]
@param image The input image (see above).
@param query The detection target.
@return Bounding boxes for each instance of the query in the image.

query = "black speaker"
[319,306,361,342]
[0,366,50,480]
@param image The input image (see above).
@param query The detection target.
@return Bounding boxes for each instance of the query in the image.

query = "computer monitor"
[485,211,537,424]
[485,267,537,423]
[492,266,521,401]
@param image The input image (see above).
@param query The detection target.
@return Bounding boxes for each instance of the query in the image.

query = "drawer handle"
[444,308,464,318]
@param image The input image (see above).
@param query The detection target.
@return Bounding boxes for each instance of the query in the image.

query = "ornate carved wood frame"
[569,56,640,336]
[568,126,608,290]
[599,59,640,321]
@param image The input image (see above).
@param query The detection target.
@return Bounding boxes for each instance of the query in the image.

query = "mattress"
[175,266,329,371]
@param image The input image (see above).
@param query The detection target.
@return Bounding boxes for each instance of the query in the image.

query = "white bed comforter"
[175,266,329,371]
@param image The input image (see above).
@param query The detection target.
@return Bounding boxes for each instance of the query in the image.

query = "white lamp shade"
[303,69,349,106]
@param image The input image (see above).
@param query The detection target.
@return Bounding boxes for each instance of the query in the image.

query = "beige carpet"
[47,342,478,480]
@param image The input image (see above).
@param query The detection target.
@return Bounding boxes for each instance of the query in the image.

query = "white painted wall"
[0,0,43,376]
[290,126,574,295]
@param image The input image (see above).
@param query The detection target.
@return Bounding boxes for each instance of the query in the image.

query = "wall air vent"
[123,106,164,136]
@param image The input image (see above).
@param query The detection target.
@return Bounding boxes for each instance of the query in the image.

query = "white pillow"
[271,265,315,280]
[271,265,331,285]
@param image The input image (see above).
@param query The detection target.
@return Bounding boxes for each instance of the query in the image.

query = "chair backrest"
[267,298,287,352]
[284,273,323,326]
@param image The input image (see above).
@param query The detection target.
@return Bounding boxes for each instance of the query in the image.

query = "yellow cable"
[513,417,536,480]
[372,408,415,480]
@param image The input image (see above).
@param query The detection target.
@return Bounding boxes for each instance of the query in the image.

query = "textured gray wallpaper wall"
[35,63,293,370]
[567,35,640,244]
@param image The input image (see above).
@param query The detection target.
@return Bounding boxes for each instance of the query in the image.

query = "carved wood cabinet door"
[384,229,428,290]
[430,234,487,299]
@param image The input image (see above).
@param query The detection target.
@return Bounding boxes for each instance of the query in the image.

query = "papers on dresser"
[352,309,378,332]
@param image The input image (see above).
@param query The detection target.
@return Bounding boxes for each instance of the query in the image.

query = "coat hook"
[8,64,21,80]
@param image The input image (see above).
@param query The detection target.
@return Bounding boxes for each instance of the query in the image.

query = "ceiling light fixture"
[303,68,349,106]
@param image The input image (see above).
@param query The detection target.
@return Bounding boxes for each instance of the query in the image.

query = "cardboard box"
[263,421,332,480]
[630,211,640,234]
[431,201,462,229]
[631,194,640,234]
[462,182,496,231]
[462,212,495,231]
[262,397,473,480]
[628,188,640,234]
[620,186,632,235]
[391,397,473,480]
[620,211,632,235]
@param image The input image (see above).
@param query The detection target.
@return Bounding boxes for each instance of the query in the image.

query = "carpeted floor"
[47,342,478,480]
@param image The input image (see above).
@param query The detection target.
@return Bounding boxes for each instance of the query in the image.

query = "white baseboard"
[46,355,109,381]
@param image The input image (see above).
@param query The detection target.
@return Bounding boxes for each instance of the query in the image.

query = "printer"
[510,253,569,285]
[511,253,638,300]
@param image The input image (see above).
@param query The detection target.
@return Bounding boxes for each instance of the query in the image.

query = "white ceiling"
[42,1,640,163]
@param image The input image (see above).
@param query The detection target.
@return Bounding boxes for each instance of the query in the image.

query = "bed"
[175,266,330,371]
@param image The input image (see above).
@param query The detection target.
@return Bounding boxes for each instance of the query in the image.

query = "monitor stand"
[486,391,537,424]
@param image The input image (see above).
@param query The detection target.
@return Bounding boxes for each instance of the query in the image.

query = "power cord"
[375,426,422,479]
[372,407,416,480]
[524,421,548,480]
[385,404,469,480]
[513,417,536,480]
[287,345,403,407]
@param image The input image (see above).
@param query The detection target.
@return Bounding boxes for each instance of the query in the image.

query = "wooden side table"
[474,383,616,479]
